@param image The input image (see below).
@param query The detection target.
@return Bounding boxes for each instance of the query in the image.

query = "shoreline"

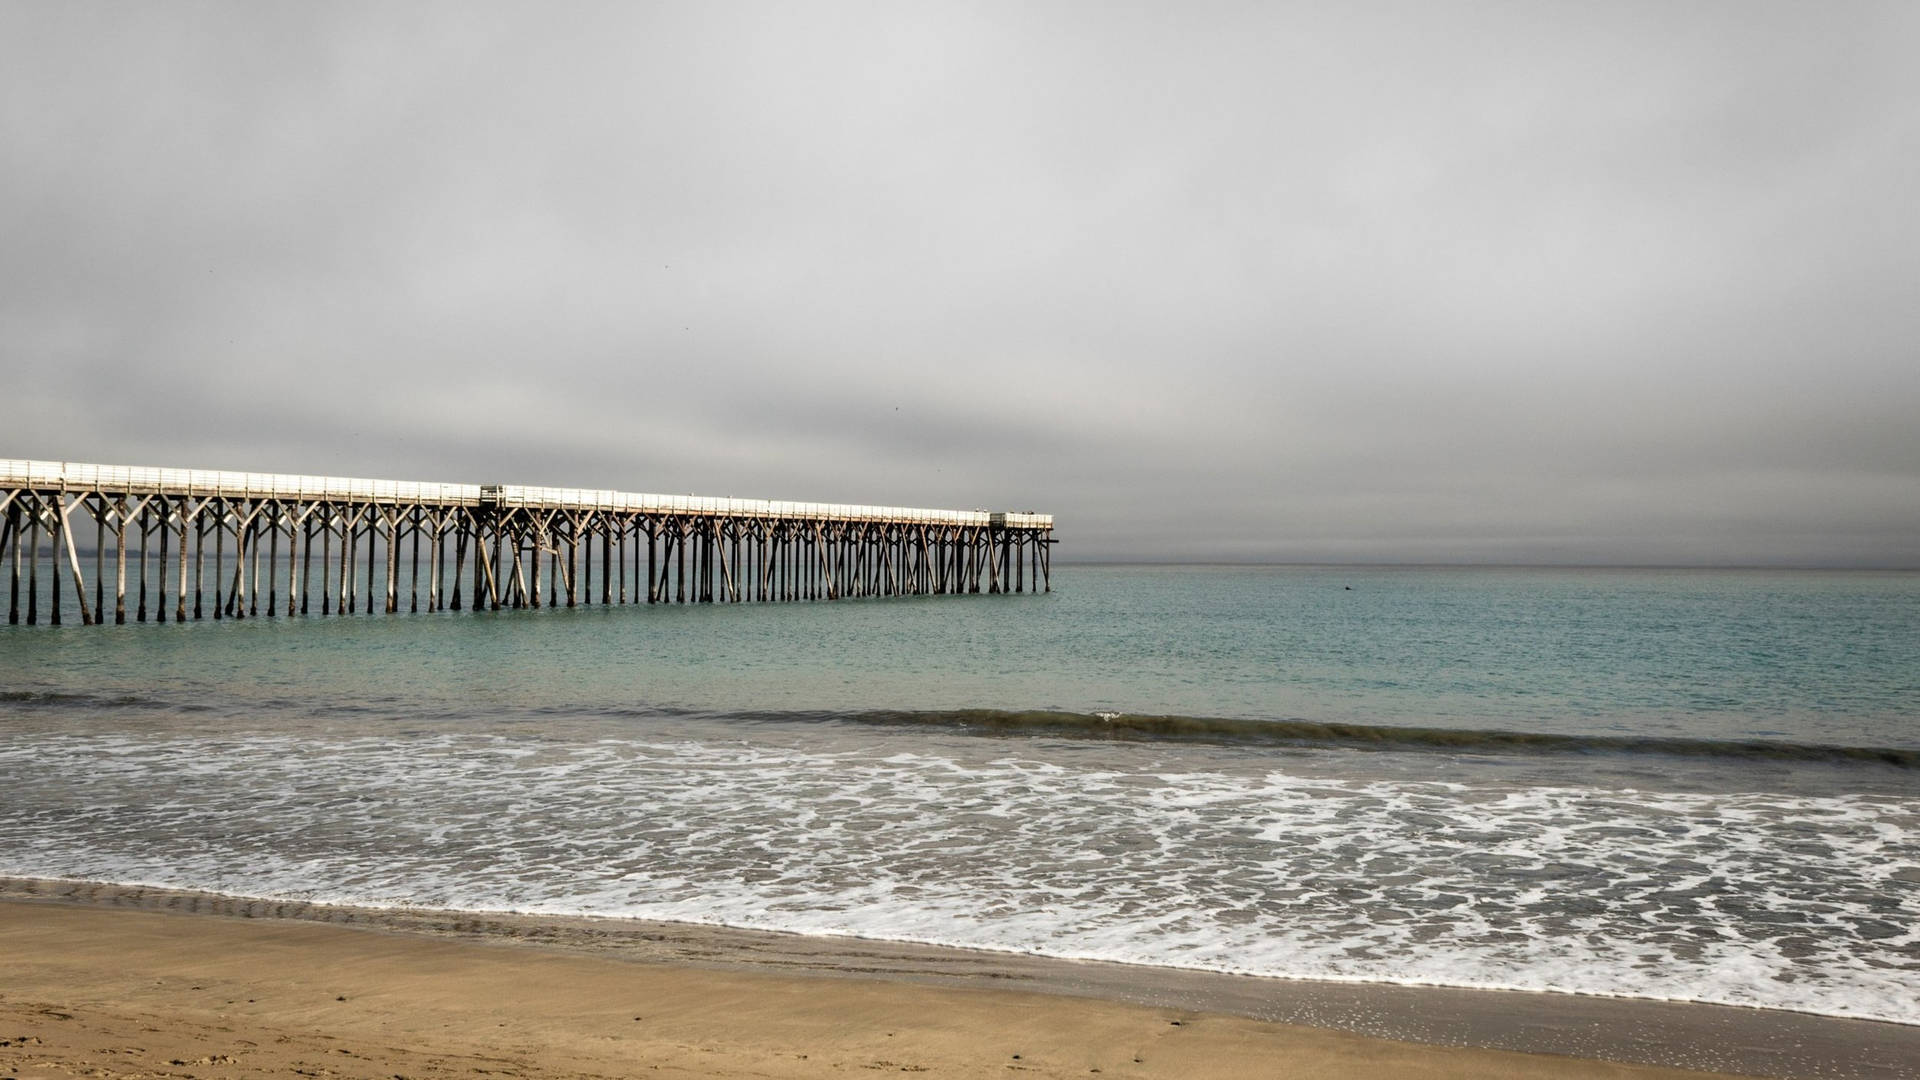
[4,877,1916,1079]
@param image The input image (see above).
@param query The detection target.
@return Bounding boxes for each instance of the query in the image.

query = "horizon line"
[1052,559,1920,572]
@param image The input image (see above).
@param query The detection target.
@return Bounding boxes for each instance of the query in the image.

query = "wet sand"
[3,879,1915,1080]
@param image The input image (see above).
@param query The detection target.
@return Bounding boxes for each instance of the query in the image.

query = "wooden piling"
[193,510,205,619]
[484,529,503,610]
[450,520,466,612]
[428,510,443,612]
[136,502,149,622]
[266,506,279,617]
[365,511,378,617]
[93,499,104,621]
[157,503,171,622]
[320,513,334,615]
[114,500,128,623]
[408,507,420,613]
[48,505,59,624]
[600,521,612,606]
[385,509,399,614]
[471,521,485,612]
[566,521,578,608]
[514,530,531,609]
[174,505,188,623]
[28,503,41,624]
[249,512,261,616]
[60,495,93,626]
[6,502,18,624]
[289,509,304,617]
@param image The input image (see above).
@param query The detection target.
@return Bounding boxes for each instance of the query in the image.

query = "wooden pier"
[0,460,1053,625]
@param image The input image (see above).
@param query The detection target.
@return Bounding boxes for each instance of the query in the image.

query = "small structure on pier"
[0,460,1053,625]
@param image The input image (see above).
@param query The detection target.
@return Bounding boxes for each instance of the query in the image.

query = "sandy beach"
[4,881,1915,1080]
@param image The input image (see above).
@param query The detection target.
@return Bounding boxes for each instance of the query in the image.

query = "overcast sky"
[4,2,1916,565]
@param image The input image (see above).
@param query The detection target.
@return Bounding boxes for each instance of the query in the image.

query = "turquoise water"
[5,565,1917,749]
[3,566,1917,1021]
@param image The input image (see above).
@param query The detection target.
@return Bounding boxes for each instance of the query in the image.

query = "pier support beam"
[0,463,1054,623]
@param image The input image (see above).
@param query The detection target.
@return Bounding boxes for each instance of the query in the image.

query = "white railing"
[0,460,483,505]
[1,459,1051,528]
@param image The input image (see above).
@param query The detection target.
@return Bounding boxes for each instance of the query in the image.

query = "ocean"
[2,565,1916,1025]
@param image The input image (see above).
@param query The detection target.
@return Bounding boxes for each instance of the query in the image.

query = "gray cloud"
[4,1,1917,565]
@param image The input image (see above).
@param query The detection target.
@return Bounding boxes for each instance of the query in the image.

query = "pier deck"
[0,460,1053,625]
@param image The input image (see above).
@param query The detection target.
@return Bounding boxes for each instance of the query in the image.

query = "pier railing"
[0,459,1053,625]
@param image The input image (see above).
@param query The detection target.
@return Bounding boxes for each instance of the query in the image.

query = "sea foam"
[2,727,1914,1024]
